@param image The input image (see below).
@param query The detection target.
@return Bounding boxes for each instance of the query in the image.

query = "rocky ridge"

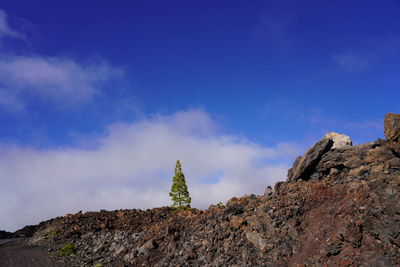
[0,225,38,239]
[28,113,400,266]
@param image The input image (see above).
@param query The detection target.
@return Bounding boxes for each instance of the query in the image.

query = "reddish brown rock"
[384,113,400,142]
[230,215,245,229]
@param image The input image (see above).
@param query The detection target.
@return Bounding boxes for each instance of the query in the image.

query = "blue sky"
[0,0,399,230]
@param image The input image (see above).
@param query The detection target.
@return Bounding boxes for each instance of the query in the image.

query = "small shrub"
[59,242,76,256]
[48,229,57,238]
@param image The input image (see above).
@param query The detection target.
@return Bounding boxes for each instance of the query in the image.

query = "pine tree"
[169,160,191,209]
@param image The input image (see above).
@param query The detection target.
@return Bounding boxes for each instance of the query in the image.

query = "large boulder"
[324,132,352,148]
[384,113,400,142]
[287,137,333,181]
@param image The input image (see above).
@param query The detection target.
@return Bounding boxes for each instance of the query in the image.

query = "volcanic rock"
[245,231,267,251]
[287,137,333,181]
[384,113,400,142]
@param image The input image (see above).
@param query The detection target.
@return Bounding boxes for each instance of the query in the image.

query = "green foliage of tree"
[169,160,191,209]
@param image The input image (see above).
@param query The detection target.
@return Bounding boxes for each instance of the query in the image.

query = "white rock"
[264,186,273,196]
[324,132,352,148]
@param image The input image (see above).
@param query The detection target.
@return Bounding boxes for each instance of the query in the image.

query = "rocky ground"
[0,239,61,267]
[5,113,400,266]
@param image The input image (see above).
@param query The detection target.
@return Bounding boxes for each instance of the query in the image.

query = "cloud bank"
[0,110,301,231]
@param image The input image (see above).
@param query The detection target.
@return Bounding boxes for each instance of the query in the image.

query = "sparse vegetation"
[59,242,76,256]
[48,228,57,238]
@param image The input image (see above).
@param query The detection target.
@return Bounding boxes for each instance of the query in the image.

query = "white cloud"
[333,52,371,72]
[0,56,123,111]
[0,9,124,112]
[333,35,400,73]
[0,110,302,231]
[0,9,22,40]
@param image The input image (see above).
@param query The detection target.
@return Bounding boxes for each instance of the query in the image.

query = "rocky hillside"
[29,113,400,266]
[0,230,13,239]
[0,225,38,239]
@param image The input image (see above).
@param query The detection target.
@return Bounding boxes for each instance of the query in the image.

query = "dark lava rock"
[224,203,244,216]
[287,137,333,181]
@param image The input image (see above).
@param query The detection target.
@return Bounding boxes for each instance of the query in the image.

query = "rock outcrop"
[287,132,353,182]
[325,132,352,148]
[287,137,333,181]
[27,113,400,266]
[385,113,400,155]
[385,113,400,142]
